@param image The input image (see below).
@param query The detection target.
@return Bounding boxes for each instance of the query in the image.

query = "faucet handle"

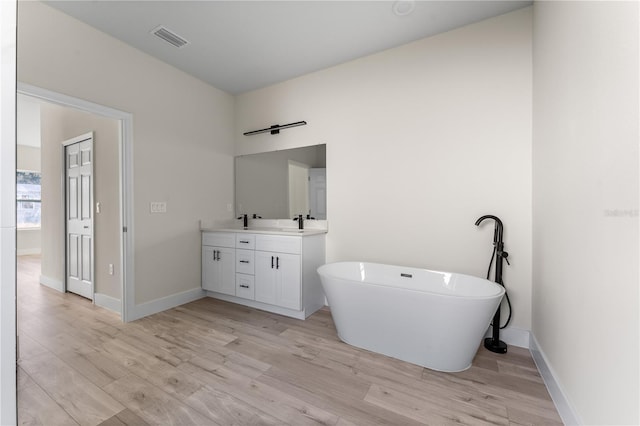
[252,214,262,219]
[237,214,247,220]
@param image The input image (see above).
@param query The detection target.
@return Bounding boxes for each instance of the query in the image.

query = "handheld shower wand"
[475,215,508,354]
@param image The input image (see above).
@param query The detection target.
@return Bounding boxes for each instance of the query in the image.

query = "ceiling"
[45,1,532,95]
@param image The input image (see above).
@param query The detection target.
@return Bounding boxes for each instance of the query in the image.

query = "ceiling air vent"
[150,25,189,48]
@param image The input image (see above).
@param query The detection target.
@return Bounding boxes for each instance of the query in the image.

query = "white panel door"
[65,134,94,300]
[309,168,326,220]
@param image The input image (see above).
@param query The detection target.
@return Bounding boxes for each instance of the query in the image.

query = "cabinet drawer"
[236,234,256,249]
[236,274,255,300]
[202,232,235,248]
[236,249,255,275]
[255,235,301,254]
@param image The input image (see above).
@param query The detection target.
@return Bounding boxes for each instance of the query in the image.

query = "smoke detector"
[150,25,189,48]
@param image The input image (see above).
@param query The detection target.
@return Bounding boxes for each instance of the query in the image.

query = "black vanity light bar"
[243,121,307,136]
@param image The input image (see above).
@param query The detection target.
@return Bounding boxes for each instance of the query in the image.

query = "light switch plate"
[150,202,167,213]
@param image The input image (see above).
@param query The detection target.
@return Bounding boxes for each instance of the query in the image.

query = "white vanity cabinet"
[201,230,326,319]
[202,233,236,295]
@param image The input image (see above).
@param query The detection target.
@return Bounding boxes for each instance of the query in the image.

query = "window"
[16,170,41,229]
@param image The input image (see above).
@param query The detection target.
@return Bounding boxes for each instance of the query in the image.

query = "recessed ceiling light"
[393,0,416,17]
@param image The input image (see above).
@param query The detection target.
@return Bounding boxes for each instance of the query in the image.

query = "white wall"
[17,93,40,148]
[17,145,40,171]
[18,1,235,308]
[0,0,17,422]
[236,8,533,330]
[532,1,639,424]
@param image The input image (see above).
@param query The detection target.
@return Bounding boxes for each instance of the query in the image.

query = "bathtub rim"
[317,261,505,300]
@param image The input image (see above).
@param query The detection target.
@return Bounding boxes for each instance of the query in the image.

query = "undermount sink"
[279,228,305,233]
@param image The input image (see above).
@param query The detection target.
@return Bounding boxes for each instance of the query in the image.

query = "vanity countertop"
[201,227,327,236]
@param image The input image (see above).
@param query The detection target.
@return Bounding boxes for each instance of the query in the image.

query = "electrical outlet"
[150,202,167,213]
[108,264,114,275]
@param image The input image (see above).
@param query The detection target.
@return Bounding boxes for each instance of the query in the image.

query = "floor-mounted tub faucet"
[475,214,509,354]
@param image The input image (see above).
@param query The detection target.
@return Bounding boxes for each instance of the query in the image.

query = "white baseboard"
[16,248,41,256]
[484,325,530,348]
[128,287,205,321]
[530,333,582,425]
[39,275,63,292]
[94,293,121,314]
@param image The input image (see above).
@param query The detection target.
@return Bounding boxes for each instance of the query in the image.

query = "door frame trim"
[63,132,95,300]
[18,82,134,322]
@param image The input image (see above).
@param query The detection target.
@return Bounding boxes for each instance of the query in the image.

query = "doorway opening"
[17,83,134,321]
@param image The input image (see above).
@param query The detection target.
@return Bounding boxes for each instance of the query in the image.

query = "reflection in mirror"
[235,144,326,220]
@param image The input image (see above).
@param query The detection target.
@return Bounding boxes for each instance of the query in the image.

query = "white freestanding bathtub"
[317,262,505,372]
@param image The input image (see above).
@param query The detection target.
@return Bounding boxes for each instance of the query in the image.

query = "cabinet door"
[202,246,235,295]
[276,253,301,310]
[217,247,236,296]
[254,251,277,305]
[202,246,217,291]
[255,251,301,310]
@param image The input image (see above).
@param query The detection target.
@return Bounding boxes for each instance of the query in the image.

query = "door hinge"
[123,226,127,232]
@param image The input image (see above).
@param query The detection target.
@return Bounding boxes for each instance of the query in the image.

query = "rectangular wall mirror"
[235,144,326,220]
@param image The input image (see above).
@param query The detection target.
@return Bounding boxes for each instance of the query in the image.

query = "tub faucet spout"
[475,215,509,264]
[475,215,503,246]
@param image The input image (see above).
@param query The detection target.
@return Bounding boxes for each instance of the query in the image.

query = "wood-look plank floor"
[17,255,563,425]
